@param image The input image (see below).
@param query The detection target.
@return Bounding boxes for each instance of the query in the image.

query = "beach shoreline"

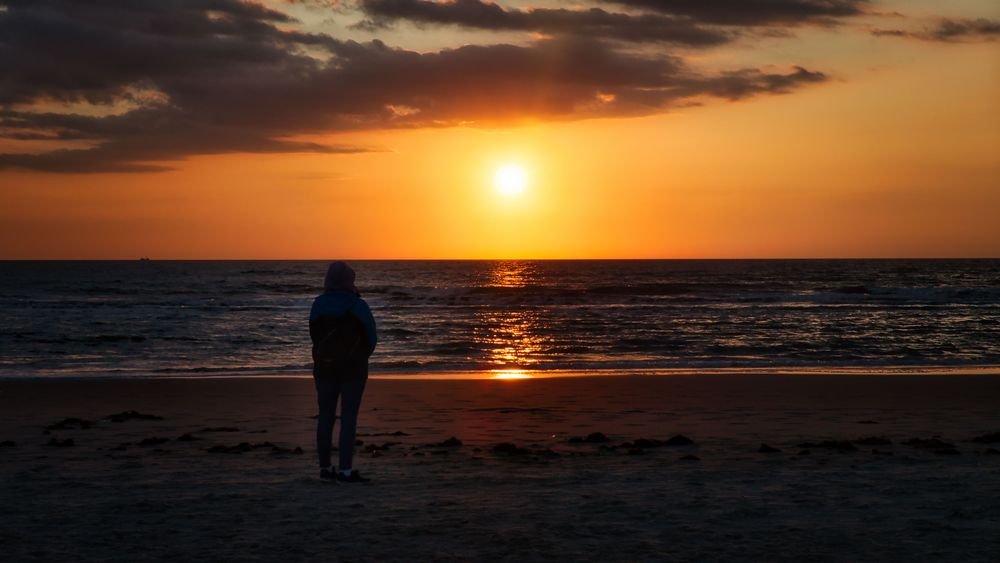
[3,364,999,382]
[2,374,999,561]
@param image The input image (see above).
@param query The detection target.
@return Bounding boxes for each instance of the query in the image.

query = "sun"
[494,164,527,196]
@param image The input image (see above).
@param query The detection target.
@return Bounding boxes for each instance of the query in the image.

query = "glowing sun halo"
[494,164,527,196]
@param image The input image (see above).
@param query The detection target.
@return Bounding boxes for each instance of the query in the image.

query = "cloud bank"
[353,0,733,45]
[598,0,870,26]
[873,17,1000,42]
[0,0,955,173]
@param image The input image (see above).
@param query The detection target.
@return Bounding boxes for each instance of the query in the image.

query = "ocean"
[1,260,998,378]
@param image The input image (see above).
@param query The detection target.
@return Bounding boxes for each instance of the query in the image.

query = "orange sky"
[0,0,998,259]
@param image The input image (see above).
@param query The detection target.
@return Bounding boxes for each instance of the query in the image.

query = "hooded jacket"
[309,290,377,357]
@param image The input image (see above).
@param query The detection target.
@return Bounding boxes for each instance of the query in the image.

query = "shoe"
[319,468,338,481]
[336,470,371,484]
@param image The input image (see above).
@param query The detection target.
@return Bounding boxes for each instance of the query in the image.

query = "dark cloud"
[354,0,732,46]
[873,18,1000,42]
[1,0,830,173]
[0,0,339,106]
[676,66,828,100]
[600,0,868,26]
[0,107,373,173]
[281,0,345,6]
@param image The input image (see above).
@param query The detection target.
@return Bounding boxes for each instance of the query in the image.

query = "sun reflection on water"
[490,369,533,379]
[476,261,549,370]
[486,260,535,287]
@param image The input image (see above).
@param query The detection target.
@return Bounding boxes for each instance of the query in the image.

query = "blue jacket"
[309,290,377,356]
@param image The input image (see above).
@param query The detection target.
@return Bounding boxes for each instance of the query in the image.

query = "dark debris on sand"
[47,438,74,447]
[796,440,857,452]
[208,443,254,454]
[623,438,669,449]
[902,438,960,455]
[902,438,954,449]
[424,437,463,448]
[107,411,163,423]
[758,443,781,453]
[492,443,529,456]
[568,432,610,444]
[970,432,1000,444]
[665,435,695,446]
[208,442,303,455]
[679,454,701,461]
[364,442,401,454]
[46,418,94,431]
[137,437,170,446]
[616,435,695,449]
[853,436,892,446]
[491,443,558,457]
[1,440,17,448]
[199,427,240,433]
[176,433,201,442]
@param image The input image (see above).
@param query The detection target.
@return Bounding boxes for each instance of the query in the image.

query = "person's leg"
[313,374,341,469]
[336,362,369,471]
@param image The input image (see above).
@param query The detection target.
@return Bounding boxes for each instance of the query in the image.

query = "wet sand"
[2,374,1000,561]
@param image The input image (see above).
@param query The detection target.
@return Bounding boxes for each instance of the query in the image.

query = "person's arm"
[351,299,377,355]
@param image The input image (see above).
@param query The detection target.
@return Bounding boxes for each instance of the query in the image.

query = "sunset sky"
[1,0,998,259]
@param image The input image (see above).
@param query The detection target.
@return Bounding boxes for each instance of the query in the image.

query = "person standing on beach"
[309,261,377,483]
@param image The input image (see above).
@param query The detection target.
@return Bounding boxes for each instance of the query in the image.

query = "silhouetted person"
[309,261,377,483]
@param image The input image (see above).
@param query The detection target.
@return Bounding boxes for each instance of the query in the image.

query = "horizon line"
[3,256,999,262]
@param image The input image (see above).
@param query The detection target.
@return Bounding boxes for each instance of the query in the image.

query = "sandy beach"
[2,374,999,561]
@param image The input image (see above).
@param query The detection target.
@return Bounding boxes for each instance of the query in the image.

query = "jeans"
[313,362,368,470]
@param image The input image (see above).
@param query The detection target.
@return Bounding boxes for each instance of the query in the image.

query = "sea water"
[1,260,998,378]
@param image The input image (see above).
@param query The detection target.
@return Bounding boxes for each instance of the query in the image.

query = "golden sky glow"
[0,0,997,259]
